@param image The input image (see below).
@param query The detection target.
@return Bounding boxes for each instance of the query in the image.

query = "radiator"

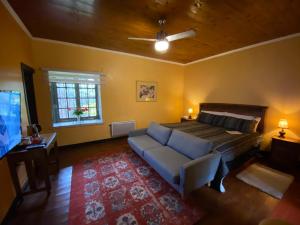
[111,120,136,137]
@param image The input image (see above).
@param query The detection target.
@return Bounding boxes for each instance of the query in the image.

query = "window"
[48,71,102,127]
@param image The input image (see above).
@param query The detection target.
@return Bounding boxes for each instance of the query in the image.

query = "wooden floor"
[5,138,299,225]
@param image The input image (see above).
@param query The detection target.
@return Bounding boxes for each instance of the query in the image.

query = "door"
[21,63,39,125]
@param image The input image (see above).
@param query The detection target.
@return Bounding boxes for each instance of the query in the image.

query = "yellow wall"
[184,36,300,148]
[0,2,32,222]
[31,40,184,146]
[1,0,300,220]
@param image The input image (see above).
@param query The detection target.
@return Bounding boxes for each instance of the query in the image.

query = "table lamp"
[188,108,193,119]
[278,119,288,138]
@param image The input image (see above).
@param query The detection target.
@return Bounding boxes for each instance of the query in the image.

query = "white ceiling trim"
[32,37,185,66]
[185,32,300,66]
[1,0,184,66]
[2,0,300,66]
[1,0,32,38]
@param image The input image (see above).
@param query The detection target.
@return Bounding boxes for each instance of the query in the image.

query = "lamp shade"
[188,108,193,114]
[278,119,288,129]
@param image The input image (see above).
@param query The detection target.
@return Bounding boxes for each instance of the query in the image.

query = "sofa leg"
[211,177,226,193]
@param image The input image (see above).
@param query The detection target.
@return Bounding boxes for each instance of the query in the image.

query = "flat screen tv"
[0,90,21,159]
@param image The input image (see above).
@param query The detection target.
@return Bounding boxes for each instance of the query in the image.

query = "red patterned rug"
[68,149,205,225]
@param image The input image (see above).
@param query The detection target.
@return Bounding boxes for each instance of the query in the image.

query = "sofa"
[128,122,222,197]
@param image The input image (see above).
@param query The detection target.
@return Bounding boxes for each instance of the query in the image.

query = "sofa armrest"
[179,151,221,196]
[128,128,147,137]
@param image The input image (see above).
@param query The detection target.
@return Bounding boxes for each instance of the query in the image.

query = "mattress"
[163,121,261,162]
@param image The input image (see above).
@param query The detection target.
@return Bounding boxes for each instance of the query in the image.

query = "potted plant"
[69,107,88,122]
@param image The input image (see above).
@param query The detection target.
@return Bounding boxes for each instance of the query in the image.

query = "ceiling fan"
[128,19,196,53]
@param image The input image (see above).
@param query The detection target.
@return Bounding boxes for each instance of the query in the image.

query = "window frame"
[50,82,102,124]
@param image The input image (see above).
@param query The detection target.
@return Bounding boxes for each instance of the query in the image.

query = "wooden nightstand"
[271,136,300,169]
[181,117,196,122]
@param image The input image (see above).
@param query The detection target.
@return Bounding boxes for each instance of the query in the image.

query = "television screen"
[0,91,21,159]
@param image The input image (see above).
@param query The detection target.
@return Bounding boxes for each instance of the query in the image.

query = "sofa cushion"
[167,130,213,159]
[146,122,172,145]
[144,146,191,184]
[128,135,162,157]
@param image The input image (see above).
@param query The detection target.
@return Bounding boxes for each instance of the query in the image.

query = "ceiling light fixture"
[154,39,169,52]
[128,19,195,54]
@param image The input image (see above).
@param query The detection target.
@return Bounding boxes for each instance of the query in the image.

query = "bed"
[163,103,268,192]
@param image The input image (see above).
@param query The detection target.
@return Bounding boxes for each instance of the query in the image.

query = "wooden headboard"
[199,103,268,134]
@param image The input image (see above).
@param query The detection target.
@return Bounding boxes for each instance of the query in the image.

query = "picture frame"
[136,81,157,102]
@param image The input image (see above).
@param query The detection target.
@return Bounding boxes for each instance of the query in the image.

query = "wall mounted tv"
[0,90,21,159]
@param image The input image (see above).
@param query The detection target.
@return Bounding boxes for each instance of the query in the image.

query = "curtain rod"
[39,67,106,76]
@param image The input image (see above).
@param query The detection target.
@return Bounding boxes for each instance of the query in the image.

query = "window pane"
[81,110,89,117]
[79,88,88,98]
[58,98,67,108]
[79,84,87,88]
[89,108,97,116]
[88,99,96,107]
[80,99,88,107]
[57,88,66,98]
[88,89,95,97]
[68,98,76,108]
[68,110,76,118]
[67,88,76,98]
[56,83,65,87]
[66,83,75,88]
[50,73,102,124]
[59,109,68,119]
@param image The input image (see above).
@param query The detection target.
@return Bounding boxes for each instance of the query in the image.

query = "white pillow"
[200,111,261,132]
[225,112,261,122]
[201,110,226,116]
[225,112,261,132]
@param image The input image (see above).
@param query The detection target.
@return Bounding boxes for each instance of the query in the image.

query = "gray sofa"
[128,122,222,197]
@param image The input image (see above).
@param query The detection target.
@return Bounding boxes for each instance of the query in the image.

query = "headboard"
[199,103,268,134]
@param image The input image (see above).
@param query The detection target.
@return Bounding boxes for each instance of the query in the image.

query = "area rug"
[68,150,205,225]
[236,163,294,199]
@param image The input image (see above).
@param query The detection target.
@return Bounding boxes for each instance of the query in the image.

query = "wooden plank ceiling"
[8,0,300,63]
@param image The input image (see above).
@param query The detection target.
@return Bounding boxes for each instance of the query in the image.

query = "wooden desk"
[6,133,59,198]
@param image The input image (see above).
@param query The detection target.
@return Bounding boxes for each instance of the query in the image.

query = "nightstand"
[271,136,300,169]
[181,117,196,122]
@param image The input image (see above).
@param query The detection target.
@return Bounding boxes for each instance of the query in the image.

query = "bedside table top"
[181,117,196,121]
[272,136,300,144]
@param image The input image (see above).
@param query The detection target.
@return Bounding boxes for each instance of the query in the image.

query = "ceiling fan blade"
[128,37,156,42]
[166,30,196,42]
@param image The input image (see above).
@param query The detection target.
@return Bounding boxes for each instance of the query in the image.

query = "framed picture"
[136,81,157,102]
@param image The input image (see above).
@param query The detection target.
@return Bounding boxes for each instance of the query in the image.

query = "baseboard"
[58,136,127,151]
[0,181,28,225]
[1,198,19,225]
[1,167,30,225]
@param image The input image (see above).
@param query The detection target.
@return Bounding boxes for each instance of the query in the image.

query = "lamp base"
[278,129,286,138]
